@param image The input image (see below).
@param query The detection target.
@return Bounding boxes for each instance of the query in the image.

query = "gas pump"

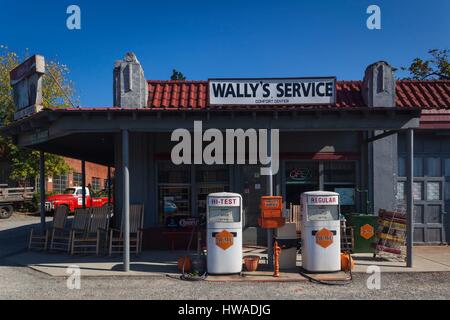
[301,191,341,272]
[206,192,243,274]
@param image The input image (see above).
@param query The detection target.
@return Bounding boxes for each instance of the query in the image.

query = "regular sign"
[307,195,339,206]
[208,77,336,105]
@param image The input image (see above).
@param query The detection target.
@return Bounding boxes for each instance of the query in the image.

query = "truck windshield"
[63,188,76,194]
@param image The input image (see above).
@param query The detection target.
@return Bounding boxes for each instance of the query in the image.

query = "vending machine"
[301,191,341,272]
[206,192,243,274]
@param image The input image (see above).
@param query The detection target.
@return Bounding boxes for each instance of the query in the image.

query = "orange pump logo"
[360,224,374,240]
[215,230,234,250]
[315,228,334,248]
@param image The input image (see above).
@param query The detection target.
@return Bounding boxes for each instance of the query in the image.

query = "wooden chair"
[108,204,144,256]
[50,208,91,253]
[28,206,68,251]
[71,205,111,255]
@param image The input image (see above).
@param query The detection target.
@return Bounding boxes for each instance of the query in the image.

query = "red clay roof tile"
[146,79,450,110]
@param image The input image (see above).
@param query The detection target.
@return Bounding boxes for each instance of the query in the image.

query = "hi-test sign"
[208,197,241,207]
[208,77,336,105]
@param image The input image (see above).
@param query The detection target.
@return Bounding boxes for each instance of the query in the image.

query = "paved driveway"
[1,213,450,300]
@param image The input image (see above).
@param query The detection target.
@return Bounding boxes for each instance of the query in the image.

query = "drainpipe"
[122,129,130,272]
[39,151,46,232]
[406,129,414,267]
[267,128,274,269]
[81,160,86,209]
[107,165,111,204]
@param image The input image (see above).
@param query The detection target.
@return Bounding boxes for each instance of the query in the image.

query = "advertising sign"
[209,77,336,105]
[307,195,339,206]
[215,230,234,250]
[208,197,240,207]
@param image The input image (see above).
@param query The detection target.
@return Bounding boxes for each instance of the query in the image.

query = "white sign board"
[208,197,241,207]
[307,195,339,206]
[209,78,336,105]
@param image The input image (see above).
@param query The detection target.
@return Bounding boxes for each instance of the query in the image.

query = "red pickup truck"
[45,187,111,213]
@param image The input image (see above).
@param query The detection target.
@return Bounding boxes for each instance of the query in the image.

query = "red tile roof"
[396,80,450,109]
[147,79,450,110]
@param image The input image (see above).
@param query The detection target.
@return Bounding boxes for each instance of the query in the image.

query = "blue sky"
[1,0,449,107]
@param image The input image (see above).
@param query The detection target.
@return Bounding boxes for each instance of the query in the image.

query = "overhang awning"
[2,106,421,164]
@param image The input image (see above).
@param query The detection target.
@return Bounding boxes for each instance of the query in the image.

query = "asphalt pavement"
[1,213,449,300]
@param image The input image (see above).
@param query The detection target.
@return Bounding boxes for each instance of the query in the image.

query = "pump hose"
[298,251,353,286]
[166,221,208,281]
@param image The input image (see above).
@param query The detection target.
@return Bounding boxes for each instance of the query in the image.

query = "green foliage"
[0,45,74,185]
[401,49,450,80]
[170,69,186,80]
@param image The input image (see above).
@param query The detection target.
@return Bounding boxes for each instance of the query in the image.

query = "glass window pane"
[196,165,229,183]
[427,182,441,201]
[427,158,441,177]
[414,157,423,177]
[413,182,422,200]
[158,162,190,184]
[209,207,240,223]
[53,174,68,194]
[159,186,191,224]
[396,182,405,201]
[286,162,319,185]
[398,157,406,177]
[323,162,355,183]
[307,205,339,221]
[91,177,101,191]
[444,159,450,177]
[72,172,82,187]
[445,182,450,201]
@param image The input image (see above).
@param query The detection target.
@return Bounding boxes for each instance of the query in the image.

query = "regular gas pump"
[301,191,341,272]
[206,192,243,274]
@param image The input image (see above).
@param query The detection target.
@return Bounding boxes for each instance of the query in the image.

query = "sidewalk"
[4,246,450,279]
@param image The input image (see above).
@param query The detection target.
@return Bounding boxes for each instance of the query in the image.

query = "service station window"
[323,162,356,214]
[158,162,191,224]
[285,161,319,206]
[209,207,240,223]
[196,165,230,217]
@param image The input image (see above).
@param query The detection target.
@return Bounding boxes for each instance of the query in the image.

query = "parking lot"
[1,213,450,300]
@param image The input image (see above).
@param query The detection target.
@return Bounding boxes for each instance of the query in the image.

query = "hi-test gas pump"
[301,191,341,272]
[206,192,243,274]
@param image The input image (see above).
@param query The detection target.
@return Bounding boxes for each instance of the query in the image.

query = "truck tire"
[0,205,13,219]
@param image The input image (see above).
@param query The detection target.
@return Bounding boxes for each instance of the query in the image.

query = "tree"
[401,49,450,80]
[170,69,186,80]
[0,45,74,186]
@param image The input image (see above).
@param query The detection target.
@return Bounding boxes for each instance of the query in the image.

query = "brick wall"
[46,157,113,193]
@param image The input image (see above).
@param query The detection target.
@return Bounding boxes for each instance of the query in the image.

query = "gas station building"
[4,53,450,263]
